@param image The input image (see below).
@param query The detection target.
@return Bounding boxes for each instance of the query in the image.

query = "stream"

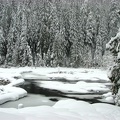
[0,77,113,108]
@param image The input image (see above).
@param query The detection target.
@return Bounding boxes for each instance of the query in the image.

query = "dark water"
[0,93,67,108]
[20,80,112,104]
[0,80,68,108]
[0,79,113,108]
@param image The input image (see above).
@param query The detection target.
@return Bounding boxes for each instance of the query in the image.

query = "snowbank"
[13,67,109,81]
[0,68,27,104]
[0,87,27,104]
[0,99,120,120]
[39,81,110,93]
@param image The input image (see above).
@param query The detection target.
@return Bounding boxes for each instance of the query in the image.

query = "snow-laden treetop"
[106,28,120,59]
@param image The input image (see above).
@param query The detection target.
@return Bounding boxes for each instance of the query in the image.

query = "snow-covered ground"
[0,99,120,120]
[20,67,109,81]
[0,68,27,104]
[0,67,113,104]
[0,67,119,120]
[21,67,113,103]
[0,67,109,82]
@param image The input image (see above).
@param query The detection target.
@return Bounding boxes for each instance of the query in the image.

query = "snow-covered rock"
[18,103,24,109]
[0,87,27,104]
[0,68,27,104]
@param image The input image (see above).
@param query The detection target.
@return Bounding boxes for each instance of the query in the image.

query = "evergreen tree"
[20,4,32,66]
[0,2,12,65]
[5,0,17,66]
[106,28,120,105]
[108,0,120,38]
[86,11,96,66]
[0,27,6,64]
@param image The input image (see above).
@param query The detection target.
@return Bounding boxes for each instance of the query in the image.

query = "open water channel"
[0,77,113,108]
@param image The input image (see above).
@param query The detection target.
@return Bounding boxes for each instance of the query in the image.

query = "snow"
[0,68,27,104]
[106,28,120,61]
[117,52,120,59]
[114,88,120,106]
[0,99,120,120]
[101,92,114,103]
[18,67,109,81]
[0,67,113,105]
[46,68,109,81]
[116,28,120,38]
[102,92,113,98]
[39,81,109,93]
[106,37,115,50]
[0,87,27,104]
[18,103,24,109]
[0,67,119,120]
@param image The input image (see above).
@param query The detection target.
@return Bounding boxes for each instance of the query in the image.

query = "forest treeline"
[0,0,120,67]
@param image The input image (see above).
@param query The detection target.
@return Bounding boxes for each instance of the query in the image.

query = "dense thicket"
[0,0,120,67]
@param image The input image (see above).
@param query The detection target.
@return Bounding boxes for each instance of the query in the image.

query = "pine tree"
[5,0,18,66]
[0,2,12,65]
[20,4,32,66]
[0,28,6,65]
[11,2,32,66]
[69,1,84,67]
[80,0,92,67]
[108,0,120,38]
[106,28,120,105]
[93,5,107,67]
[52,0,65,66]
[86,11,96,66]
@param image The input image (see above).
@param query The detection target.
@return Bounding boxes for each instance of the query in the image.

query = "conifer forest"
[0,0,120,67]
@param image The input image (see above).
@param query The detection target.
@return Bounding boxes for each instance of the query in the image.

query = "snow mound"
[0,68,27,104]
[0,87,27,104]
[0,99,120,120]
